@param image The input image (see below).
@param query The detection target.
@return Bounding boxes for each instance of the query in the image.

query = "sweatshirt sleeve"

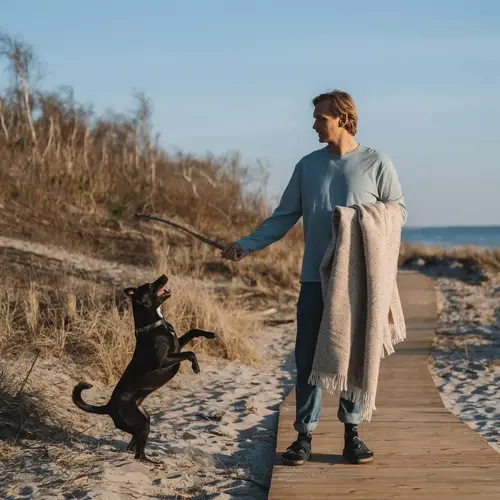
[237,161,303,254]
[378,157,407,225]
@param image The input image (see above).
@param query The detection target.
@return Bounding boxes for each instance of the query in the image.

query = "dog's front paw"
[205,331,216,339]
[192,363,201,374]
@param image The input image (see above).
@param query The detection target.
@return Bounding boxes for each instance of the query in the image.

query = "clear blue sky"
[2,0,499,227]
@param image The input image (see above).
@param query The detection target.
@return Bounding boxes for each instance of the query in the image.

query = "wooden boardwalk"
[268,270,500,499]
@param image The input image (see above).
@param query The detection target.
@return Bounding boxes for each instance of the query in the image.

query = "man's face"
[312,100,342,143]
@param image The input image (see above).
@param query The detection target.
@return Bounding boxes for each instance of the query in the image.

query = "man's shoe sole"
[282,452,312,466]
[282,458,307,466]
[282,456,308,466]
[343,452,374,464]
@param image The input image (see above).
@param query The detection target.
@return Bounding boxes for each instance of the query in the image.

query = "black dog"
[72,274,216,460]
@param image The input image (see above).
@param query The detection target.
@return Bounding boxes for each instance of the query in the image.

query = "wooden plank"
[268,270,500,499]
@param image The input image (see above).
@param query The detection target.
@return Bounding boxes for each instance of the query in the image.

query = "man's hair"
[312,90,358,136]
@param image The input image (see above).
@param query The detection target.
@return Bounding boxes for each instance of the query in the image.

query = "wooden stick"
[135,213,226,250]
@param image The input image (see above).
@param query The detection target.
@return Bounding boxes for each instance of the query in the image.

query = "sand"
[428,269,500,454]
[1,322,296,499]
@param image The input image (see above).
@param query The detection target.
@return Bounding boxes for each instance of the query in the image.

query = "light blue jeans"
[294,282,362,434]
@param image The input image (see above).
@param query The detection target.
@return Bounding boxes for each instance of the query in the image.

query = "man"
[221,90,407,466]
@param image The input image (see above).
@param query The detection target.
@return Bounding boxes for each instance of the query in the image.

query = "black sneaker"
[282,433,312,466]
[343,435,374,464]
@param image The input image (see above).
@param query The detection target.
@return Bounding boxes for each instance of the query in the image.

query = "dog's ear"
[123,287,136,297]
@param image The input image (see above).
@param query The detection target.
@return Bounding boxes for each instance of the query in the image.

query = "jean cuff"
[337,410,363,425]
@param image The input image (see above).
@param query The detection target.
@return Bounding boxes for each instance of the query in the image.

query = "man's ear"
[338,113,348,128]
[124,287,136,297]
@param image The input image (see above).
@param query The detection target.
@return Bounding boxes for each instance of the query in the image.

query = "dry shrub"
[0,31,302,350]
[399,243,500,271]
[0,279,133,383]
[0,31,284,276]
[0,360,67,444]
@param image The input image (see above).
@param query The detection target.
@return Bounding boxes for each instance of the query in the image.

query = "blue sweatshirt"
[237,144,407,282]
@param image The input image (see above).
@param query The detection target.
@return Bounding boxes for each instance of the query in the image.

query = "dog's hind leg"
[125,405,149,453]
[126,436,136,452]
[178,329,216,349]
[126,397,148,452]
[112,415,136,452]
[134,428,150,461]
[118,404,151,460]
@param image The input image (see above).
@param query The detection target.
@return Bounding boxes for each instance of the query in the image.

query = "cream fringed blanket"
[308,201,406,422]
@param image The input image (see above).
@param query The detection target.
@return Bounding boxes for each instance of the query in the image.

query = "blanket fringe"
[382,325,407,358]
[308,371,348,394]
[308,370,378,422]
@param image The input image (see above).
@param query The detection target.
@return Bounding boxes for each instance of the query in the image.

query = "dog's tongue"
[158,287,172,297]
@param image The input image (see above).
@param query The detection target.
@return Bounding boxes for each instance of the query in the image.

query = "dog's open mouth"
[157,285,172,298]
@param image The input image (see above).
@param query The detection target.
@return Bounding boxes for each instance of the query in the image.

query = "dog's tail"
[72,382,109,415]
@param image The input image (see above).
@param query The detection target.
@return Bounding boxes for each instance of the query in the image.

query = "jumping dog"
[72,274,216,460]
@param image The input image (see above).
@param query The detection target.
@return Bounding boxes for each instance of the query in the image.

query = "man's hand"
[221,242,247,262]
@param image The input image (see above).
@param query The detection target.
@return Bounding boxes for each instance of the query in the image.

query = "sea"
[401,226,500,249]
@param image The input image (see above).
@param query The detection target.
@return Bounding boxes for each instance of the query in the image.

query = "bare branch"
[41,115,54,159]
[0,98,9,140]
[199,169,218,187]
[182,163,199,198]
[0,31,39,152]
